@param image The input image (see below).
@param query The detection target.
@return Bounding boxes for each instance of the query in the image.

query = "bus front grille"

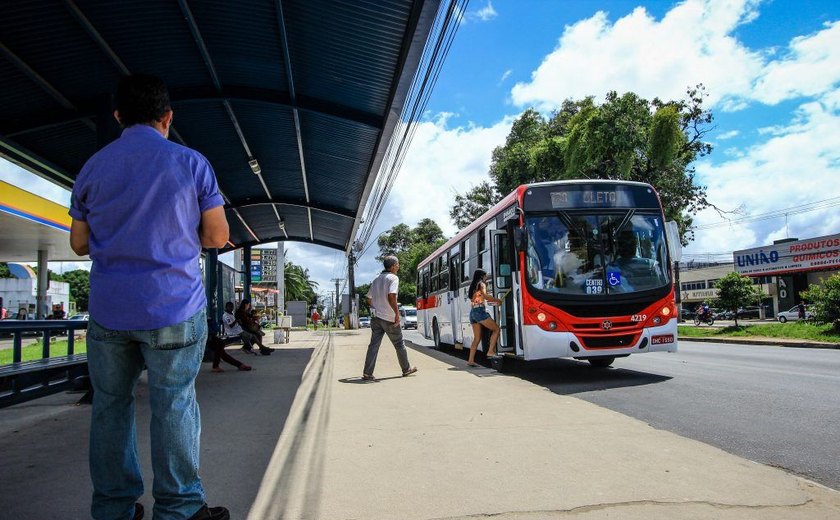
[580,334,638,349]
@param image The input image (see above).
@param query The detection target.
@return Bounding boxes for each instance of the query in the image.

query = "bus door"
[490,230,516,353]
[448,253,463,344]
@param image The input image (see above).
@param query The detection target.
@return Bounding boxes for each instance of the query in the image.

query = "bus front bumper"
[522,320,678,361]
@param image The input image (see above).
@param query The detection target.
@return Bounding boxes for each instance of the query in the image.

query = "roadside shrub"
[801,272,840,332]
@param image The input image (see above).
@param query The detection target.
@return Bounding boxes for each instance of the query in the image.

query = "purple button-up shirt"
[69,124,224,330]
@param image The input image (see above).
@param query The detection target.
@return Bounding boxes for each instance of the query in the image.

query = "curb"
[682,336,840,350]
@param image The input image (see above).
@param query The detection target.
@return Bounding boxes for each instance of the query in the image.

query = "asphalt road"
[404,331,840,491]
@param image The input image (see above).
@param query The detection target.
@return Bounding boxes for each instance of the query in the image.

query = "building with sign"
[678,233,840,319]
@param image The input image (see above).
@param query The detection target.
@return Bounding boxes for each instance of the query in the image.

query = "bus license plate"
[651,335,674,345]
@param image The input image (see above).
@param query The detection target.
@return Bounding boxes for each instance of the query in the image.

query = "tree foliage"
[713,272,763,327]
[450,86,715,243]
[0,263,11,278]
[801,273,840,332]
[62,269,91,311]
[371,220,446,305]
[449,181,501,230]
[283,261,318,304]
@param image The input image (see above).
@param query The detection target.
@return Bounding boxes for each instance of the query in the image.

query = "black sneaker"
[187,504,230,520]
[259,346,273,355]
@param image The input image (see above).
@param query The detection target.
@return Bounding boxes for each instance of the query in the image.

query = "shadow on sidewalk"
[406,340,671,394]
[0,348,313,520]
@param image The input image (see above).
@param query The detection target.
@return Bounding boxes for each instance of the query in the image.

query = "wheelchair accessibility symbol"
[607,271,621,286]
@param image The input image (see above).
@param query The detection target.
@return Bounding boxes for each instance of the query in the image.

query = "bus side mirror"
[513,227,527,252]
[665,221,682,262]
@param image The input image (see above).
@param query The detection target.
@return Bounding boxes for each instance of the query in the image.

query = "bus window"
[459,242,466,282]
[525,213,669,295]
[477,227,486,268]
[449,253,460,289]
[440,253,450,291]
[430,258,439,292]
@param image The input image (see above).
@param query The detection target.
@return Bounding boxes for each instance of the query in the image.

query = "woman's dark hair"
[468,269,487,300]
[114,74,171,126]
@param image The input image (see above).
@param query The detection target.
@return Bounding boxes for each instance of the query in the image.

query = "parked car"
[68,313,89,321]
[399,306,417,329]
[777,305,814,323]
[359,316,371,328]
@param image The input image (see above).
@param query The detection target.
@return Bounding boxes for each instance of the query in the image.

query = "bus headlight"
[652,316,661,325]
[537,312,546,322]
[661,306,671,316]
[548,322,557,330]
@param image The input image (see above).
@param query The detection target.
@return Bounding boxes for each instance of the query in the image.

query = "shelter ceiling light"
[278,219,285,231]
[248,157,261,175]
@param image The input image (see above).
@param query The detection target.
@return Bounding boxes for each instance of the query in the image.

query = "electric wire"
[355,0,468,253]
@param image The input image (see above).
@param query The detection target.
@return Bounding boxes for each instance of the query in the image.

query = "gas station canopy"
[0,0,443,253]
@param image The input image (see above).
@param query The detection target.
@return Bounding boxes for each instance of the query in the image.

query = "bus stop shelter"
[0,0,454,319]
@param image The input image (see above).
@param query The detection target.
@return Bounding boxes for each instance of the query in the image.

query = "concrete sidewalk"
[2,329,840,519]
[249,329,840,519]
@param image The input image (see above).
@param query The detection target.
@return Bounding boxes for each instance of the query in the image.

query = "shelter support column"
[204,250,219,326]
[36,249,49,319]
[243,246,252,303]
[276,243,285,325]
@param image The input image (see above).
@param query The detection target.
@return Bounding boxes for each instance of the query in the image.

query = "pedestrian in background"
[798,301,806,320]
[312,308,320,330]
[362,256,417,381]
[69,74,230,520]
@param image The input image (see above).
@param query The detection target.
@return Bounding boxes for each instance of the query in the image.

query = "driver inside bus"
[606,230,655,292]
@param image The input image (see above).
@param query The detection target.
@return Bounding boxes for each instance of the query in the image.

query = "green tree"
[0,263,11,278]
[713,272,763,327]
[62,269,90,312]
[355,283,371,316]
[371,220,447,305]
[801,273,840,332]
[449,181,501,230]
[462,86,715,244]
[283,261,318,304]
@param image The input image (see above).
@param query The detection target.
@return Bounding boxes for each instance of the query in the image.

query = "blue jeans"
[87,309,207,520]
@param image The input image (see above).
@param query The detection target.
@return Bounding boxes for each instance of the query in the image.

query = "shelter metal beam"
[0,42,95,134]
[229,199,356,221]
[3,89,383,138]
[275,0,314,242]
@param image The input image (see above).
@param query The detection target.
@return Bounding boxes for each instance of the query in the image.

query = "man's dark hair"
[114,74,171,127]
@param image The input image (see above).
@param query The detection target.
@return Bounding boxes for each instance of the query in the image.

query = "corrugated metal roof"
[0,0,441,252]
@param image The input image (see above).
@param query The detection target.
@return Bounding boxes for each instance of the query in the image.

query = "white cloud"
[751,21,840,105]
[511,0,765,112]
[0,158,71,206]
[466,1,497,23]
[510,0,840,113]
[499,69,512,84]
[686,93,840,256]
[717,130,740,140]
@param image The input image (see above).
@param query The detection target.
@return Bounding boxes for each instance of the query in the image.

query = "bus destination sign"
[524,183,661,212]
[550,189,629,208]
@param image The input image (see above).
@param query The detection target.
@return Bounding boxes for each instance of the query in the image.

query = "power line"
[694,195,840,230]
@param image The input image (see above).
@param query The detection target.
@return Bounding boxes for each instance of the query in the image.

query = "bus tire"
[588,357,615,368]
[433,320,442,350]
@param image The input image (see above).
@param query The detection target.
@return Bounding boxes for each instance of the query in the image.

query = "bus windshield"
[525,212,670,296]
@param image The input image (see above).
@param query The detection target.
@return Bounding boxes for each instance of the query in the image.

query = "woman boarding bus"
[416,180,679,369]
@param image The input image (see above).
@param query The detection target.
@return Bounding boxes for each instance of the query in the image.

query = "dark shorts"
[469,306,491,324]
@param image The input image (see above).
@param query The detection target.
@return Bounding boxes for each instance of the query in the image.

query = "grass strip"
[678,322,840,343]
[0,339,88,365]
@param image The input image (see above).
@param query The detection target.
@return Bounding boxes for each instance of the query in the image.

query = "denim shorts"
[469,306,491,324]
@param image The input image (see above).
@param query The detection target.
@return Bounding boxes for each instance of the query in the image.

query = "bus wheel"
[588,357,615,368]
[433,321,442,350]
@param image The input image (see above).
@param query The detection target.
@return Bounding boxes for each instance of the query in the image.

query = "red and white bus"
[416,180,680,368]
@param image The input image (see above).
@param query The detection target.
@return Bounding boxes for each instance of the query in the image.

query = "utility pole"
[331,278,342,327]
[347,251,356,328]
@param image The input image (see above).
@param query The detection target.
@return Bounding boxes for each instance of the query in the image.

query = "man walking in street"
[362,256,417,381]
[70,74,230,520]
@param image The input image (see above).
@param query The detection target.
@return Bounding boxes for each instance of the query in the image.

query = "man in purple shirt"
[70,75,230,520]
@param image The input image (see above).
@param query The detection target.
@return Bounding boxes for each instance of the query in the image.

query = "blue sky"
[3,0,839,302]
